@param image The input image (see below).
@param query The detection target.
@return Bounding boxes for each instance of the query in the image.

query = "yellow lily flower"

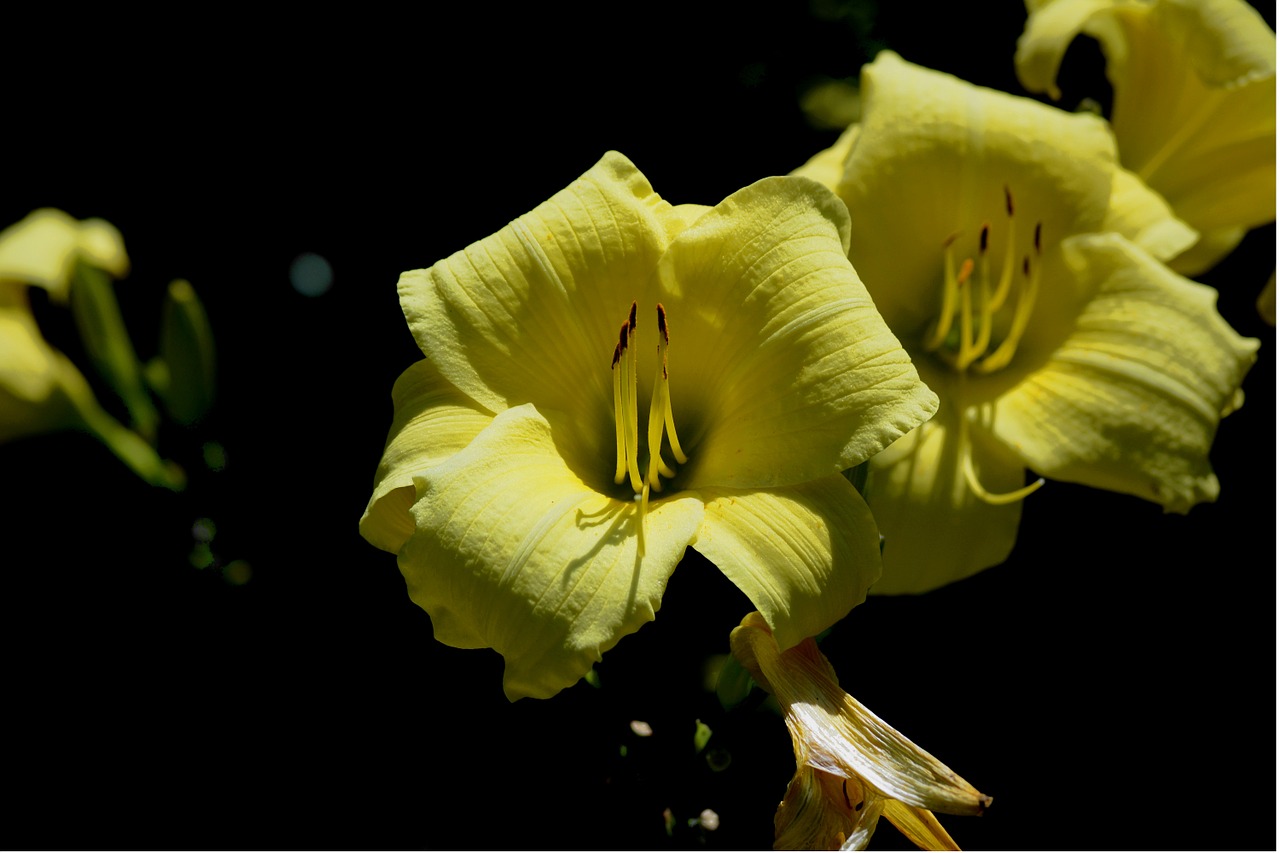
[1016,0,1276,276]
[731,612,990,850]
[361,152,938,700]
[802,53,1258,594]
[0,209,183,489]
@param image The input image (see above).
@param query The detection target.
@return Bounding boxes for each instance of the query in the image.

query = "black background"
[5,2,1274,850]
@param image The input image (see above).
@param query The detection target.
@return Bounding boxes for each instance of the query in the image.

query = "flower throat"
[923,186,1043,374]
[611,302,688,547]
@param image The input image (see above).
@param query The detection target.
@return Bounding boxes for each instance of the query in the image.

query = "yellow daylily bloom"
[802,52,1258,594]
[361,151,938,700]
[731,612,990,850]
[0,210,183,489]
[1016,0,1277,275]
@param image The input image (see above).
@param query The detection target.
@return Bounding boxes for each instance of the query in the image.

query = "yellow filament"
[646,360,674,491]
[988,218,1017,312]
[623,331,643,493]
[958,400,1045,505]
[955,258,976,368]
[612,356,628,485]
[923,234,962,352]
[637,481,649,557]
[975,252,1041,374]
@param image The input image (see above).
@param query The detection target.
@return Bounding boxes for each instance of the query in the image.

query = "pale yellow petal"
[991,233,1259,512]
[401,404,704,701]
[838,51,1116,340]
[1015,0,1121,100]
[399,151,685,429]
[791,124,861,191]
[864,402,1027,595]
[660,173,937,490]
[1102,167,1199,262]
[360,359,495,554]
[692,475,882,650]
[0,208,128,300]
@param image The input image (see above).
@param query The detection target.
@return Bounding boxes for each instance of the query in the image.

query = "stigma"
[611,302,688,547]
[923,186,1043,375]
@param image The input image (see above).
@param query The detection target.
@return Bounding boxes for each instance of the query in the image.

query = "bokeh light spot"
[290,252,333,297]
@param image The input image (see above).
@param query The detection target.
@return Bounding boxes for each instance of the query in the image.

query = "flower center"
[922,186,1043,375]
[923,187,1046,507]
[610,301,688,550]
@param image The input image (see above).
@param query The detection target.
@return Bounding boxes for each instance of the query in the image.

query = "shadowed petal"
[864,405,1026,595]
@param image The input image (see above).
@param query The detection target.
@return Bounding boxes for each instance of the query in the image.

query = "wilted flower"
[796,53,1258,593]
[361,152,937,699]
[731,612,990,850]
[1016,0,1276,275]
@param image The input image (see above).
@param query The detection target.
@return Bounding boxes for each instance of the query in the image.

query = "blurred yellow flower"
[731,612,990,850]
[0,209,183,489]
[361,152,938,699]
[797,53,1258,593]
[1016,0,1276,275]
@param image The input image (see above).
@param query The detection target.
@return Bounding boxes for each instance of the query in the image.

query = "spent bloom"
[795,52,1258,593]
[361,152,937,699]
[731,612,990,850]
[1016,0,1276,275]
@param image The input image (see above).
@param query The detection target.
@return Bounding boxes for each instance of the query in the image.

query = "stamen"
[958,394,1045,505]
[657,305,687,465]
[954,257,976,368]
[611,304,643,493]
[987,191,1017,312]
[975,224,1042,374]
[923,232,963,352]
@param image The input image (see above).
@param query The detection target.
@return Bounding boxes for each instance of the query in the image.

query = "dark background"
[5,2,1274,850]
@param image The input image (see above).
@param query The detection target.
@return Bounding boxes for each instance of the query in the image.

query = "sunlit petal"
[401,404,704,700]
[992,233,1259,512]
[360,359,495,554]
[662,174,938,489]
[692,474,881,650]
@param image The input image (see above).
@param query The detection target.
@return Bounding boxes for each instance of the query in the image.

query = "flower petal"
[1102,167,1199,263]
[882,801,961,852]
[864,403,1027,595]
[360,359,495,554]
[398,151,685,426]
[1015,0,1119,100]
[660,174,937,489]
[692,474,882,650]
[838,51,1116,340]
[774,766,886,851]
[1018,0,1277,274]
[790,123,861,191]
[992,233,1259,511]
[731,613,991,816]
[0,208,129,300]
[400,403,704,700]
